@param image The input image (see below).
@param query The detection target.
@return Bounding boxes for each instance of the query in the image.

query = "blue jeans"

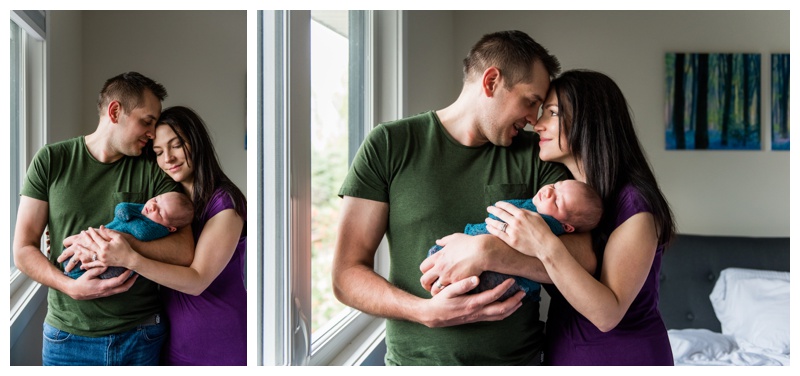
[42,315,167,366]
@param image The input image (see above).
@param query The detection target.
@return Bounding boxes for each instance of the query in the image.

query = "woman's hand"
[419,233,490,295]
[59,229,107,273]
[485,201,563,260]
[60,226,137,272]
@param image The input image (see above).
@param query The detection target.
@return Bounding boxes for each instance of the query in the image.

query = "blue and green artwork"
[665,53,761,150]
[771,54,789,151]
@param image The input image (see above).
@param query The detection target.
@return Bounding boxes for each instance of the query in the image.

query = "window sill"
[319,315,385,366]
[9,271,47,347]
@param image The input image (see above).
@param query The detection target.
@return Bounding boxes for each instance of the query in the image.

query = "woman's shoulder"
[610,184,652,227]
[203,187,243,217]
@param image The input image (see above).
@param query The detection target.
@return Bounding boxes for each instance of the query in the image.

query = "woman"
[88,106,247,365]
[485,70,676,365]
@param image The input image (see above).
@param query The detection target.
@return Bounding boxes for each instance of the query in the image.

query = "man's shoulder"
[379,111,436,129]
[38,136,83,154]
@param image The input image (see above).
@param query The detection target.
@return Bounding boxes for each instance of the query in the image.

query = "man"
[12,72,194,365]
[333,31,595,365]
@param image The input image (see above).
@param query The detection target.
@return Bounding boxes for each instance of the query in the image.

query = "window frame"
[258,9,404,366]
[9,10,48,350]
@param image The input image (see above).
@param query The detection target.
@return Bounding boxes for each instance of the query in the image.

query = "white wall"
[406,10,789,237]
[80,10,247,196]
[46,10,84,144]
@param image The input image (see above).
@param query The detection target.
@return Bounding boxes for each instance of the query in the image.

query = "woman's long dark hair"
[153,106,246,222]
[551,70,675,246]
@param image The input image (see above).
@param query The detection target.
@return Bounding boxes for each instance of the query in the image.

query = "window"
[9,10,47,347]
[258,10,403,366]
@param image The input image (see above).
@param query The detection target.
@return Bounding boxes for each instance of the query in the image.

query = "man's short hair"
[462,30,561,88]
[97,72,167,116]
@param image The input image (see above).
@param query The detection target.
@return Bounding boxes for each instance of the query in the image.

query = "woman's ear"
[562,223,575,233]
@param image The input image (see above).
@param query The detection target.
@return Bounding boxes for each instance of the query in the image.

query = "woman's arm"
[123,226,195,266]
[62,224,195,267]
[488,201,657,332]
[419,230,594,293]
[85,209,243,296]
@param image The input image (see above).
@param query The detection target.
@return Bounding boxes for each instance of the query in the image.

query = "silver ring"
[500,222,508,233]
[434,280,444,290]
[92,253,97,262]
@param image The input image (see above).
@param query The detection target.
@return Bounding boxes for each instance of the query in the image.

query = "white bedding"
[667,268,790,366]
[668,329,790,366]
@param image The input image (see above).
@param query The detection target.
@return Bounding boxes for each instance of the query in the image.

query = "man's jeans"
[42,315,166,366]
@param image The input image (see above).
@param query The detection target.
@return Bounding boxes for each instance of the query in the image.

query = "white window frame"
[9,10,48,349]
[258,10,404,366]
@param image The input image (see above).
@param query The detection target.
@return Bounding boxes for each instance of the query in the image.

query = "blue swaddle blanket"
[427,199,565,302]
[63,202,171,279]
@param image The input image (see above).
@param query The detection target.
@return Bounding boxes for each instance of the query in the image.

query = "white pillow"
[668,328,738,361]
[709,268,790,354]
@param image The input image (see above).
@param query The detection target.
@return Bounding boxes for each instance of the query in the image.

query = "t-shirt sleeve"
[338,125,390,202]
[20,145,51,202]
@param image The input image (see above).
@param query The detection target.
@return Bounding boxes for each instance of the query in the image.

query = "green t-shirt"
[21,136,179,337]
[339,111,568,365]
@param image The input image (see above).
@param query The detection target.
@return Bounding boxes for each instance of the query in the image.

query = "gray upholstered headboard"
[658,234,790,332]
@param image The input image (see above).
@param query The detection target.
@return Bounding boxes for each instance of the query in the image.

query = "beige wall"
[406,10,790,237]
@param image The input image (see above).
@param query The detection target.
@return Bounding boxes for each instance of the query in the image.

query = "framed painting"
[665,53,761,150]
[771,53,789,151]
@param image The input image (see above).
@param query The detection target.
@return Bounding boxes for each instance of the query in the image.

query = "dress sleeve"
[612,185,652,229]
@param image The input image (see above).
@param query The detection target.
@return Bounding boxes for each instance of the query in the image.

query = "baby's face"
[532,180,583,223]
[141,193,180,227]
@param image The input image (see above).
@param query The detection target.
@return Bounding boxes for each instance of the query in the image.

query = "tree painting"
[665,53,761,150]
[771,54,790,151]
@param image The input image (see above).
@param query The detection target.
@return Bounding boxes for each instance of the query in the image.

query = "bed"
[659,234,791,366]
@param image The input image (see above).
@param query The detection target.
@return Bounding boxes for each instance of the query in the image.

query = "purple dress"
[544,184,673,365]
[161,188,247,365]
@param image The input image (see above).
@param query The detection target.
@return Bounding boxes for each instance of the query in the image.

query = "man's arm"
[13,196,135,300]
[333,196,525,328]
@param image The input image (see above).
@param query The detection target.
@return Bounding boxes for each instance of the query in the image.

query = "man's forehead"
[515,82,547,101]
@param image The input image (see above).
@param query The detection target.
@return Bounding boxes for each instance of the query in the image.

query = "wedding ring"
[500,223,508,233]
[92,253,97,261]
[434,280,445,290]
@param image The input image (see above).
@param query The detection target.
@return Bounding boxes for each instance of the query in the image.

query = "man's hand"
[420,233,489,294]
[65,267,138,300]
[419,276,524,328]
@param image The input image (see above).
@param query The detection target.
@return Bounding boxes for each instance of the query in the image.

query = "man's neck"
[435,89,489,147]
[84,123,124,163]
